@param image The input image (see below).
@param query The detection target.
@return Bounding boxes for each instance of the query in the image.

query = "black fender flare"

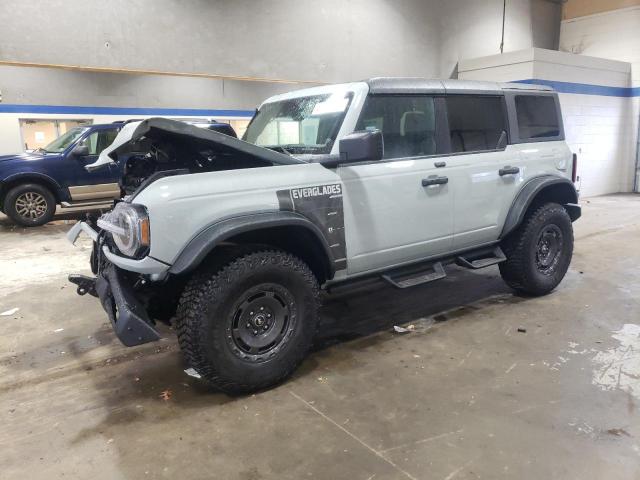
[168,211,336,277]
[501,176,581,238]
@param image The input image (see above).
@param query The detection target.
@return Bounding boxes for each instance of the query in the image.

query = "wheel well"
[198,225,333,284]
[0,177,61,209]
[527,183,579,221]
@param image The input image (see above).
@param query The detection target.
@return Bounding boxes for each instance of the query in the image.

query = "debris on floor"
[0,307,19,316]
[517,327,527,333]
[184,367,201,379]
[159,390,173,401]
[393,325,416,333]
[606,428,631,437]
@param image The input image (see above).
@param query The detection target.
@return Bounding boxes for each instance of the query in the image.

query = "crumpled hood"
[87,117,303,171]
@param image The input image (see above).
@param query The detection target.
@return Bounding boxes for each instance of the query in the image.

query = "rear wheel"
[4,183,56,227]
[499,202,573,296]
[175,249,320,394]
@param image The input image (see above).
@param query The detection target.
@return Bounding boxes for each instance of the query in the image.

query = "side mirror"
[338,130,384,164]
[72,144,89,157]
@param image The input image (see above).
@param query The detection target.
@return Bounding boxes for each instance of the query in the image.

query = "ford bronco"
[67,78,580,393]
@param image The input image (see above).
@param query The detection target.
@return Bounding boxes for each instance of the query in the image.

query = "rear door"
[339,94,454,274]
[442,95,522,250]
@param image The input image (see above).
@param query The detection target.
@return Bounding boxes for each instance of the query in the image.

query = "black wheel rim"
[226,283,296,361]
[535,224,563,275]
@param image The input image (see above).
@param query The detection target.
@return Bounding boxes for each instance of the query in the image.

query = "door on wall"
[20,119,92,151]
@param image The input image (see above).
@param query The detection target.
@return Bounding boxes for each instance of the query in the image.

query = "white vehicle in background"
[68,78,580,393]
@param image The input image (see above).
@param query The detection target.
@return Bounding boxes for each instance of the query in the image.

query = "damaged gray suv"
[68,78,580,393]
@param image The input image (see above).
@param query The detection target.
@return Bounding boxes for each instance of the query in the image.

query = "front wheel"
[499,202,574,296]
[175,249,320,394]
[4,183,56,227]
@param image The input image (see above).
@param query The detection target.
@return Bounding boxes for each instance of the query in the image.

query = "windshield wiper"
[33,147,48,154]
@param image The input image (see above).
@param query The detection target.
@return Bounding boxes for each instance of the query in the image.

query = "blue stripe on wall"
[0,79,637,115]
[0,104,255,117]
[514,79,640,97]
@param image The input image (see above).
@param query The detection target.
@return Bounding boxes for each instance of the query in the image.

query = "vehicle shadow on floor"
[78,265,516,402]
[66,264,526,478]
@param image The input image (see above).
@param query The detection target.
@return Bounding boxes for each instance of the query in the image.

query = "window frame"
[440,93,511,156]
[505,91,564,144]
[76,127,120,156]
[344,93,449,165]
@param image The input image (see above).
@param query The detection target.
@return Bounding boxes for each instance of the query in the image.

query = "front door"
[340,94,454,275]
[64,127,121,201]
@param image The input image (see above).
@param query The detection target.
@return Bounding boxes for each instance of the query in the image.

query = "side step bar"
[382,262,446,289]
[456,246,506,269]
[326,243,506,294]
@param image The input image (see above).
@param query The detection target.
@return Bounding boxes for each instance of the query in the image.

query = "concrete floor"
[1,195,639,480]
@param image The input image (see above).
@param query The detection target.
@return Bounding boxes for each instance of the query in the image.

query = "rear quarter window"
[514,95,560,140]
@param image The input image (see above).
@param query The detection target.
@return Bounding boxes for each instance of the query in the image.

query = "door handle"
[422,175,449,187]
[499,166,520,176]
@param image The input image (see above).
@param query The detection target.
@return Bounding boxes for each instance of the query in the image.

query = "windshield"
[243,92,352,154]
[42,127,88,153]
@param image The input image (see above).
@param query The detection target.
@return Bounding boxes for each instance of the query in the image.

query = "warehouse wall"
[0,0,561,83]
[559,4,640,190]
[0,65,304,154]
[440,0,563,77]
[0,0,441,83]
[0,0,563,154]
[459,48,636,198]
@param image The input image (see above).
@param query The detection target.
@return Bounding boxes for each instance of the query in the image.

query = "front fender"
[501,176,580,238]
[168,211,336,276]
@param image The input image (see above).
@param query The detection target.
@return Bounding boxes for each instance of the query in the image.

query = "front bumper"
[94,264,161,347]
[67,220,162,347]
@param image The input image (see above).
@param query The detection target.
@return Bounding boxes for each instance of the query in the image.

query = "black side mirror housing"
[338,130,384,164]
[72,144,89,157]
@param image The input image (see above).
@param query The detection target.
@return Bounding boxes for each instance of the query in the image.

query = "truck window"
[515,95,560,140]
[356,95,436,159]
[445,96,506,153]
[79,129,119,155]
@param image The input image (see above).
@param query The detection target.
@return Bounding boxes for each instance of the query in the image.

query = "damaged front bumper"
[67,221,164,347]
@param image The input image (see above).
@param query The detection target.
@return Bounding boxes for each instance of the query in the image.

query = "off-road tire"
[175,249,320,394]
[499,202,573,296]
[4,183,56,227]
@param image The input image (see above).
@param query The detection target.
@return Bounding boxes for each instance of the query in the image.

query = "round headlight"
[98,203,150,258]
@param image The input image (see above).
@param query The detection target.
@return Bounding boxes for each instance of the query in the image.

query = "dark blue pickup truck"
[0,120,236,226]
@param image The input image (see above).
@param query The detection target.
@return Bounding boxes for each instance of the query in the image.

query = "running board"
[456,246,506,270]
[382,261,446,289]
[61,199,114,208]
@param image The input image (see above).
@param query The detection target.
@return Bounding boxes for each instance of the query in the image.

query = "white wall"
[459,48,635,198]
[559,5,640,190]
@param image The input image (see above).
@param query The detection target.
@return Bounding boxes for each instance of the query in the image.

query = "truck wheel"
[4,183,56,227]
[499,202,573,296]
[175,249,320,394]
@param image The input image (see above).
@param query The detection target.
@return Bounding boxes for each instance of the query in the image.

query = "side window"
[515,95,560,140]
[446,96,507,153]
[79,129,119,155]
[356,95,436,159]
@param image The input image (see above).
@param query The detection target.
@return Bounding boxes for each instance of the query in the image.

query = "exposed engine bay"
[87,118,304,195]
